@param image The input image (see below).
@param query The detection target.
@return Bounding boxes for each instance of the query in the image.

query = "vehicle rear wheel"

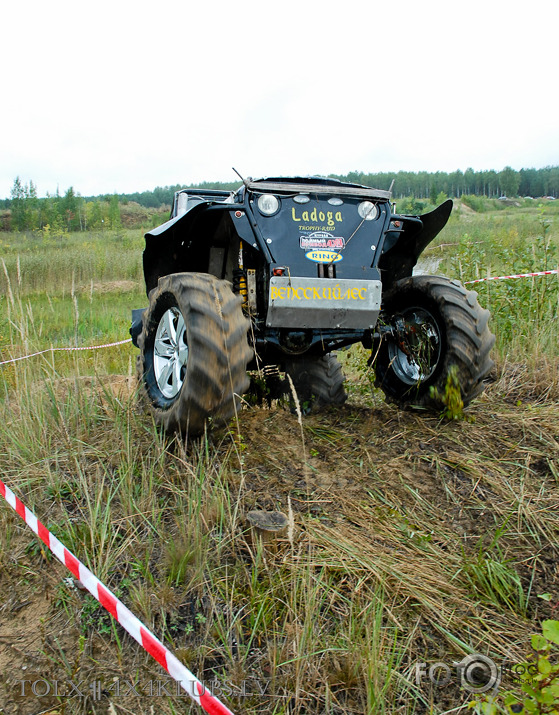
[284,353,347,413]
[372,275,495,409]
[137,272,252,436]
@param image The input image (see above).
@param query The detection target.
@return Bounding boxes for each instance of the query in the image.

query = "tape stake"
[0,477,235,715]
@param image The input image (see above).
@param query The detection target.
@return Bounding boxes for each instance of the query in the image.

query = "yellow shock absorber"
[238,241,248,308]
[239,274,248,307]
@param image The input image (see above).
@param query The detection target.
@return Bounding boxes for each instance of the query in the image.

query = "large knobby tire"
[373,275,495,409]
[285,354,347,412]
[137,273,252,436]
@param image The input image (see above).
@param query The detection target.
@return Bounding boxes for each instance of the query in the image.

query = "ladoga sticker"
[305,250,343,263]
[292,207,343,228]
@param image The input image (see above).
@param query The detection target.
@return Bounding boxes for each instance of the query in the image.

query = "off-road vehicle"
[131,175,494,435]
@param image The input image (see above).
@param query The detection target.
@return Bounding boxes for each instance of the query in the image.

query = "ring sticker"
[305,250,343,263]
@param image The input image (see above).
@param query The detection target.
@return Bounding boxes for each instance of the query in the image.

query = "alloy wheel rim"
[388,307,441,385]
[153,307,188,398]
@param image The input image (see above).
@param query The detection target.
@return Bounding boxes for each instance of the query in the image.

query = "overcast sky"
[2,0,558,199]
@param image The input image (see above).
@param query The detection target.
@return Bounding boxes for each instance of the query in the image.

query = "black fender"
[378,200,453,287]
[414,199,453,257]
[143,202,212,294]
[142,201,250,295]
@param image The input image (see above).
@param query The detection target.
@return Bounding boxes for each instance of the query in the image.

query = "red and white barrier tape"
[465,269,558,285]
[0,477,235,715]
[0,338,132,367]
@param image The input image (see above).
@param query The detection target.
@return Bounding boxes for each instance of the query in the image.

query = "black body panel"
[378,200,453,287]
[136,177,453,359]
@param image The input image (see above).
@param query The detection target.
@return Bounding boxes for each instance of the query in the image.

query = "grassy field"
[0,203,558,715]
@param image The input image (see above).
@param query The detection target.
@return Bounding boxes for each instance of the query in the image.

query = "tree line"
[332,165,559,200]
[84,166,559,206]
[114,167,559,207]
[2,166,557,232]
[2,178,122,232]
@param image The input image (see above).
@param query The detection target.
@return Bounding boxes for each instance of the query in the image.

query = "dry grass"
[0,209,558,713]
[1,357,557,714]
[489,355,559,404]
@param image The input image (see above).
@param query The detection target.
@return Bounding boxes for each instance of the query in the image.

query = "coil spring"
[232,269,248,307]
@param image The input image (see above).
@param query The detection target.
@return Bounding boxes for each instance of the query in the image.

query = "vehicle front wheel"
[372,275,495,409]
[137,273,252,436]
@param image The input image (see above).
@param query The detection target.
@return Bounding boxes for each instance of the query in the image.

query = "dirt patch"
[457,201,477,215]
[0,531,81,713]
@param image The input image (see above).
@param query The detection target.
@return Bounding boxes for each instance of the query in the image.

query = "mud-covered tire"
[137,273,252,436]
[373,275,495,409]
[285,353,347,412]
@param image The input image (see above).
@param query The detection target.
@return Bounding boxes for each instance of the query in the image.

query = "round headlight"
[358,201,378,221]
[257,194,280,216]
